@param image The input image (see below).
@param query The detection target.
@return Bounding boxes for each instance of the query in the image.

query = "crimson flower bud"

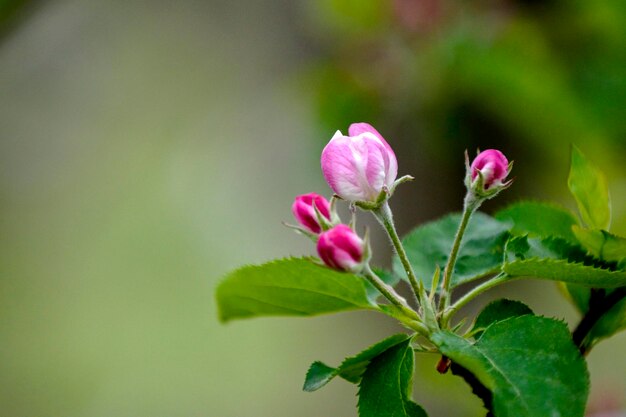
[291,193,332,234]
[321,123,398,203]
[317,225,365,273]
[470,149,509,190]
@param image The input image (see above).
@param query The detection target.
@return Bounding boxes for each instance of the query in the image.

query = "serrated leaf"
[216,257,374,322]
[303,333,410,392]
[358,339,427,417]
[504,257,626,288]
[503,236,626,288]
[394,212,509,291]
[568,145,611,230]
[572,226,626,263]
[472,299,533,338]
[495,201,578,243]
[432,316,589,417]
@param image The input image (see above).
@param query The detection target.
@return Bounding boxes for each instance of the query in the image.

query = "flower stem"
[438,194,480,315]
[362,265,420,323]
[373,202,424,307]
[441,273,511,327]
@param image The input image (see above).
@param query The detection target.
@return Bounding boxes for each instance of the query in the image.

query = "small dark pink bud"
[292,193,331,234]
[317,225,365,273]
[470,149,509,190]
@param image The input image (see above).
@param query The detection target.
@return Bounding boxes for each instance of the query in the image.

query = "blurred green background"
[0,1,624,416]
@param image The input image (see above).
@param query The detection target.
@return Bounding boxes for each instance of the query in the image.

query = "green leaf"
[560,283,591,314]
[503,236,626,288]
[572,226,626,263]
[358,339,427,417]
[216,257,375,322]
[504,257,626,288]
[432,316,589,417]
[472,299,533,338]
[586,295,626,346]
[495,201,578,242]
[303,333,410,392]
[394,212,509,291]
[568,145,611,230]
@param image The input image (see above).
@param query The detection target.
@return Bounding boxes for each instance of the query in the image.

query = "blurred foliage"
[307,0,626,231]
[0,0,33,35]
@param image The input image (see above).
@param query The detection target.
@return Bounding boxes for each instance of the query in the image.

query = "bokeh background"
[1,1,625,416]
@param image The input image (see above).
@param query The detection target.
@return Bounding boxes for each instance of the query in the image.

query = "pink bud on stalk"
[470,149,509,190]
[291,193,332,234]
[321,123,398,203]
[317,224,366,273]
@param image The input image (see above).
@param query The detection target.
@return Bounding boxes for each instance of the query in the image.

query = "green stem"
[373,202,424,307]
[442,273,511,326]
[362,265,421,322]
[438,194,480,314]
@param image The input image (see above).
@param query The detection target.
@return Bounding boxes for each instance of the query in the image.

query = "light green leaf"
[572,226,626,263]
[568,145,611,230]
[303,333,410,392]
[495,201,578,242]
[472,299,533,338]
[432,316,589,417]
[394,212,509,291]
[358,339,428,417]
[216,258,374,322]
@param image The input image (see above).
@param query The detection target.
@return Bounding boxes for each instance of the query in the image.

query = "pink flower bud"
[317,225,365,272]
[470,149,509,190]
[321,123,398,202]
[291,193,332,234]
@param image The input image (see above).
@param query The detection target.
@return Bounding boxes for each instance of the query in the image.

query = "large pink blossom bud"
[291,193,332,234]
[470,149,509,190]
[321,123,398,203]
[317,225,365,273]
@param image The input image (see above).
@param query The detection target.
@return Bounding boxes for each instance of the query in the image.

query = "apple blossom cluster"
[289,122,510,274]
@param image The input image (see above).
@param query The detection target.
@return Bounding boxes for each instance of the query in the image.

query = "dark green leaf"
[394,212,509,291]
[495,201,578,243]
[568,145,611,230]
[586,295,626,346]
[303,333,410,392]
[358,339,427,417]
[216,257,375,322]
[572,226,626,263]
[432,316,589,417]
[303,361,337,392]
[472,299,533,337]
